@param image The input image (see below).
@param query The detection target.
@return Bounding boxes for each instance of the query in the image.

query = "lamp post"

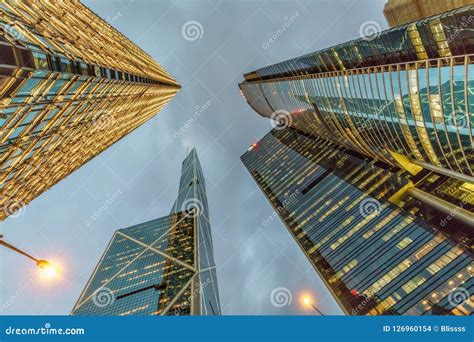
[302,295,325,316]
[0,234,59,277]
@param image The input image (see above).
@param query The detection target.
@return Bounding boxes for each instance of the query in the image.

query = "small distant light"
[291,109,305,115]
[248,143,258,151]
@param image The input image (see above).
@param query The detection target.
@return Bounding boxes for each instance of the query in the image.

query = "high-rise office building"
[71,149,221,316]
[240,5,473,315]
[240,5,473,180]
[383,0,474,27]
[0,1,180,220]
[242,127,473,315]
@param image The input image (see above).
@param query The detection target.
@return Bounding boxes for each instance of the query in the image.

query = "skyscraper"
[242,127,473,315]
[240,5,473,180]
[383,0,474,27]
[0,1,180,220]
[240,5,473,315]
[71,149,221,316]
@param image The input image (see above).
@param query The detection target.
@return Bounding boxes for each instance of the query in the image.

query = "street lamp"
[0,234,59,278]
[301,294,325,316]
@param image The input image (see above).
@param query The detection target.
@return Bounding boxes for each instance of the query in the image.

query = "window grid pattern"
[0,1,180,220]
[241,128,473,315]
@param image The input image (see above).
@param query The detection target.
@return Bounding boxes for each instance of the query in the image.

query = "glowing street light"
[0,235,59,278]
[37,259,60,278]
[301,293,325,316]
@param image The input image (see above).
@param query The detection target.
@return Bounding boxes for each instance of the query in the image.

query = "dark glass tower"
[242,128,473,315]
[240,4,473,315]
[71,149,221,316]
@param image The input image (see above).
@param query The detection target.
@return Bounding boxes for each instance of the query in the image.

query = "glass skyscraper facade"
[71,149,221,316]
[240,5,473,178]
[240,5,473,315]
[242,128,473,315]
[0,1,179,220]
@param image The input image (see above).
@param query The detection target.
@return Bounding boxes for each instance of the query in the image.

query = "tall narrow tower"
[71,149,221,316]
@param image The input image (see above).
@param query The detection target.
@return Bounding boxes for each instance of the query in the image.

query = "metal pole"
[0,235,39,263]
[311,303,325,316]
[407,188,474,227]
[412,160,474,185]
